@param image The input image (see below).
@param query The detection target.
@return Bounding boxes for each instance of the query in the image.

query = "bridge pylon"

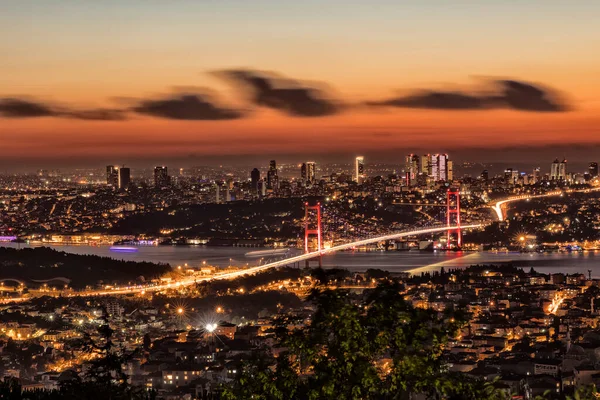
[446,189,462,248]
[304,202,322,267]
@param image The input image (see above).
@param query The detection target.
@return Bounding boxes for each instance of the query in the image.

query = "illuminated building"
[355,156,365,184]
[267,160,279,191]
[420,154,431,175]
[532,167,541,183]
[550,158,567,181]
[250,168,260,193]
[118,167,130,190]
[260,179,267,196]
[405,154,420,185]
[215,184,221,203]
[430,154,449,181]
[106,165,119,187]
[447,160,453,181]
[154,166,170,187]
[481,170,489,181]
[504,168,519,185]
[589,162,598,178]
[301,161,316,185]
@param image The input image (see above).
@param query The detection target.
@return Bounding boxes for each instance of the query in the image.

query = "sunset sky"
[2,1,600,170]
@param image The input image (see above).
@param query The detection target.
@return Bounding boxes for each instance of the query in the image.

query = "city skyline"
[2,1,600,170]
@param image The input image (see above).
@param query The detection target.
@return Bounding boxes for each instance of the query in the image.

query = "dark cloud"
[217,69,340,117]
[368,79,569,112]
[132,94,243,120]
[0,98,57,118]
[0,98,127,120]
[496,80,568,112]
[368,91,486,110]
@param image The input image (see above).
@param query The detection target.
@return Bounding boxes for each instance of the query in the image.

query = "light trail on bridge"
[491,187,600,221]
[0,224,482,304]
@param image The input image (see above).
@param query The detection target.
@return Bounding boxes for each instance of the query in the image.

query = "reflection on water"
[2,243,600,277]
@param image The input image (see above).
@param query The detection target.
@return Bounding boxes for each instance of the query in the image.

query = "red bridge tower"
[446,189,462,248]
[304,202,322,267]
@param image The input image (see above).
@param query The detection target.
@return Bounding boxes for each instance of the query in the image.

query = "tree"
[57,316,155,400]
[223,283,507,400]
[143,333,152,352]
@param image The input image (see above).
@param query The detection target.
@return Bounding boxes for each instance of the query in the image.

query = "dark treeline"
[0,247,171,288]
[109,198,306,238]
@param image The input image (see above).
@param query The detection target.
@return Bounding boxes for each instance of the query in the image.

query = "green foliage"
[223,282,507,400]
[364,268,390,281]
[568,385,599,400]
[0,318,155,400]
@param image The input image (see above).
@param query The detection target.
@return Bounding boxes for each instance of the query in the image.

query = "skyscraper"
[308,162,316,183]
[118,167,130,190]
[589,162,598,178]
[533,167,541,183]
[106,165,119,187]
[405,154,420,185]
[430,154,449,181]
[250,168,260,193]
[267,160,279,190]
[480,170,489,181]
[550,158,567,180]
[504,168,514,184]
[154,166,170,187]
[420,154,431,176]
[355,156,365,184]
[301,161,316,185]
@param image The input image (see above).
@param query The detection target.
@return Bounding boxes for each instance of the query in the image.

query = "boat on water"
[109,246,139,253]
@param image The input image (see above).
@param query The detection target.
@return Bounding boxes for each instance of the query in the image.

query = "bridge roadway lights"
[490,188,600,221]
[0,224,484,304]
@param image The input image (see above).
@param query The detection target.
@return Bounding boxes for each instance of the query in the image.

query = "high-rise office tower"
[420,155,432,176]
[430,154,449,181]
[439,154,448,181]
[307,161,316,183]
[589,162,598,178]
[550,159,559,180]
[405,154,420,185]
[559,159,567,180]
[250,168,260,193]
[533,167,541,183]
[118,167,130,190]
[267,160,279,190]
[301,161,316,184]
[106,165,119,187]
[355,156,365,184]
[504,168,513,184]
[154,166,170,187]
[550,158,567,180]
[480,170,489,181]
[301,163,307,183]
[260,179,267,196]
[447,160,453,181]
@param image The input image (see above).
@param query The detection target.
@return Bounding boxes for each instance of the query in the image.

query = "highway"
[0,224,482,303]
[491,187,600,221]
